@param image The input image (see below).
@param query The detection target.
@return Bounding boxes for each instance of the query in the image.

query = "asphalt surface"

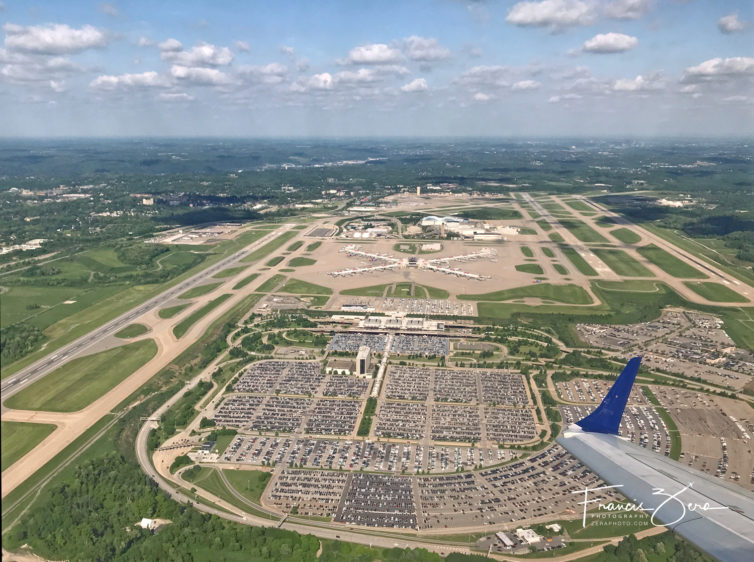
[0,227,287,406]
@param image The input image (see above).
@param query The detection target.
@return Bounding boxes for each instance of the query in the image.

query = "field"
[553,264,568,275]
[560,246,598,276]
[4,339,157,412]
[173,294,232,338]
[158,303,189,318]
[178,283,221,299]
[114,324,148,338]
[542,247,555,258]
[1,421,56,472]
[637,245,706,279]
[592,249,653,277]
[548,232,564,243]
[232,273,260,290]
[562,199,595,214]
[559,219,608,244]
[459,283,592,304]
[222,469,272,503]
[521,246,534,258]
[265,256,284,267]
[279,278,333,295]
[446,207,521,220]
[305,241,322,252]
[393,243,417,254]
[240,231,298,263]
[288,257,316,267]
[537,219,553,231]
[340,284,390,297]
[286,241,304,251]
[212,266,247,279]
[610,228,641,244]
[255,274,287,292]
[684,282,747,303]
[515,264,544,275]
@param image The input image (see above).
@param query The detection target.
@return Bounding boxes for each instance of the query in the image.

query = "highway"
[1,225,288,405]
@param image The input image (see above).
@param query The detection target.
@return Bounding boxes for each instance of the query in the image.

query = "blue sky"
[0,0,752,136]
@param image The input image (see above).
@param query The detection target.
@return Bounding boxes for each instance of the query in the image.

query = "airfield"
[3,191,754,555]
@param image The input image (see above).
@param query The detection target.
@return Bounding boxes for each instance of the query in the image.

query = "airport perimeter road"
[0,225,289,402]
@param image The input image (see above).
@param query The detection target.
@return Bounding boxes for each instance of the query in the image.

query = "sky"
[0,0,752,137]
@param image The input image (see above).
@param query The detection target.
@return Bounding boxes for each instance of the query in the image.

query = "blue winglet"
[576,356,642,435]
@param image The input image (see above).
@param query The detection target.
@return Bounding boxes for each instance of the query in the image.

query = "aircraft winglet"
[576,356,642,435]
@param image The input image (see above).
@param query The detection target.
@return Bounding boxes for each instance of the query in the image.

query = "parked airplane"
[558,357,754,561]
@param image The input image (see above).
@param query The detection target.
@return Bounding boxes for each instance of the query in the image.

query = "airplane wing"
[556,357,754,561]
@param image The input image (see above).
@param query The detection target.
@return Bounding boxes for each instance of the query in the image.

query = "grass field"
[340,284,390,297]
[684,282,747,303]
[537,219,553,231]
[114,324,148,338]
[516,263,544,275]
[592,249,653,277]
[559,219,608,243]
[286,241,303,251]
[560,246,598,276]
[183,467,277,519]
[540,200,570,215]
[265,256,284,267]
[443,207,521,220]
[4,339,157,412]
[255,274,286,292]
[637,244,706,279]
[610,228,641,244]
[178,282,221,299]
[158,303,189,318]
[305,241,321,252]
[222,469,271,503]
[287,257,316,267]
[393,243,417,254]
[553,264,568,275]
[279,278,333,295]
[563,199,595,214]
[173,294,232,338]
[1,421,57,472]
[521,246,534,258]
[542,247,555,258]
[594,280,664,292]
[459,283,592,304]
[548,232,564,243]
[212,266,247,279]
[240,231,298,263]
[232,273,260,290]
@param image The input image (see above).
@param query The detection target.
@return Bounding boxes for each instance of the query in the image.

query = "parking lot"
[390,334,449,356]
[327,333,388,353]
[556,378,648,405]
[259,444,622,530]
[220,435,516,473]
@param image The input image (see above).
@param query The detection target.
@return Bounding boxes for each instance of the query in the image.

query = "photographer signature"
[573,482,729,527]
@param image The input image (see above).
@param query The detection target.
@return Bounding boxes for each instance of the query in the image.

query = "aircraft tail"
[576,356,642,435]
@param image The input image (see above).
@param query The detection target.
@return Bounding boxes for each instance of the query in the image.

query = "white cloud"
[137,36,153,47]
[90,71,168,90]
[345,43,402,64]
[582,32,638,53]
[457,65,510,87]
[0,50,81,82]
[335,68,379,84]
[239,63,288,84]
[613,74,653,91]
[506,0,595,30]
[682,57,754,82]
[473,92,492,101]
[158,38,182,52]
[3,23,109,54]
[400,77,428,92]
[162,42,234,67]
[170,65,231,85]
[402,36,450,62]
[718,14,747,34]
[306,72,334,90]
[548,93,582,103]
[280,45,295,56]
[49,79,66,92]
[99,3,119,17]
[296,58,309,72]
[604,0,649,21]
[234,40,250,52]
[512,79,541,90]
[159,92,195,102]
